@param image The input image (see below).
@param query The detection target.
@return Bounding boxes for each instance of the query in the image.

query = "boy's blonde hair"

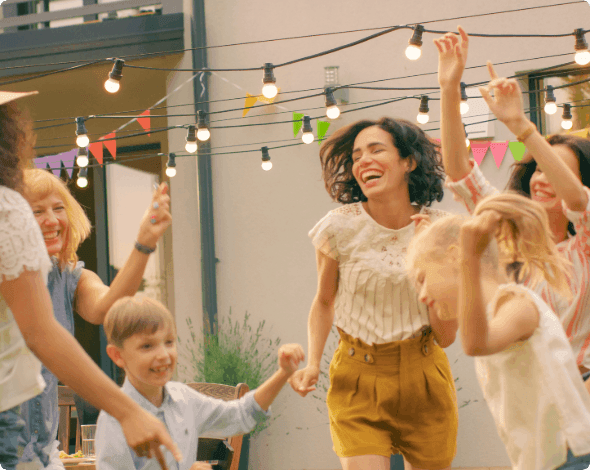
[104,296,176,348]
[22,168,91,269]
[407,192,571,298]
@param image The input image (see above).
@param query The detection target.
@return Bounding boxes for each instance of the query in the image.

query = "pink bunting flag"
[102,132,117,160]
[88,142,103,165]
[470,141,491,166]
[59,148,78,178]
[137,110,151,136]
[489,141,509,169]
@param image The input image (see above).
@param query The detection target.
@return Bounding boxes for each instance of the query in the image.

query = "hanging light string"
[0,59,110,87]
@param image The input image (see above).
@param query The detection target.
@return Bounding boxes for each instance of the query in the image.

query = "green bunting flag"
[508,141,527,162]
[317,120,330,145]
[293,112,304,137]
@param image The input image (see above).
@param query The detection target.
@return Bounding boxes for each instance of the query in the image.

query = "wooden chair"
[58,385,81,454]
[186,382,250,470]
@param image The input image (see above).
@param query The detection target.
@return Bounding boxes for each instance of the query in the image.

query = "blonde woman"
[406,192,590,470]
[18,169,172,469]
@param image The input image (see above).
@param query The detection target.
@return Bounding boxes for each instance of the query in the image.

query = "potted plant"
[178,309,282,470]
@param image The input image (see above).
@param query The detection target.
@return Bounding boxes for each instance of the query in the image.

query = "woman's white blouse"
[0,185,50,412]
[309,202,447,344]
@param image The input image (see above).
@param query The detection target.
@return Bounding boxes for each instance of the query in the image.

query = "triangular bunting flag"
[243,93,258,117]
[137,110,151,136]
[293,113,304,137]
[470,141,491,166]
[88,141,103,165]
[60,148,78,178]
[508,141,527,162]
[489,141,509,169]
[317,121,331,144]
[102,133,117,160]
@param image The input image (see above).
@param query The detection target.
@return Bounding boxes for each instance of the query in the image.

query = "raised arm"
[75,182,172,325]
[2,271,181,463]
[480,62,588,211]
[288,249,338,397]
[436,26,472,181]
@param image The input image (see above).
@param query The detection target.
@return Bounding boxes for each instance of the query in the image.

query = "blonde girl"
[289,117,458,470]
[436,27,590,378]
[407,192,590,470]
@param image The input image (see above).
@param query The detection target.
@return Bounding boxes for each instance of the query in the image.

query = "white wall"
[190,1,590,469]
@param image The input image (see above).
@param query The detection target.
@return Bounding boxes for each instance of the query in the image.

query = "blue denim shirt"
[19,259,84,469]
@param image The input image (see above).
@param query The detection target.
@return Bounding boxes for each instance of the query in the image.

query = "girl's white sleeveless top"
[475,283,590,470]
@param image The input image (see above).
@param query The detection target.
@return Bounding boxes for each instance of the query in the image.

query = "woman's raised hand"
[288,365,319,397]
[479,62,530,135]
[459,210,503,259]
[435,26,469,89]
[137,182,172,249]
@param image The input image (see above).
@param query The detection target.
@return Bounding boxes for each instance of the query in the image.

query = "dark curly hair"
[0,101,36,193]
[319,117,445,206]
[506,133,590,236]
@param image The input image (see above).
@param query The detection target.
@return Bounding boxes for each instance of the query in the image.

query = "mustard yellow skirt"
[327,327,458,469]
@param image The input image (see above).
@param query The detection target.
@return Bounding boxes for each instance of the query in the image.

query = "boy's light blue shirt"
[95,379,270,470]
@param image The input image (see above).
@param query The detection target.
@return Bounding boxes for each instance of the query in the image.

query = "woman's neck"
[364,194,419,230]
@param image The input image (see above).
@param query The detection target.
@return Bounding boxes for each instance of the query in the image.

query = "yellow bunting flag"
[243,89,280,117]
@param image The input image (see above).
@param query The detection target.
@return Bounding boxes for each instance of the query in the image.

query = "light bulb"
[76,134,89,148]
[575,50,590,66]
[544,102,557,115]
[417,112,429,124]
[77,176,88,188]
[405,45,422,61]
[562,119,573,130]
[326,105,340,120]
[197,128,210,142]
[166,166,177,177]
[302,132,314,144]
[185,141,197,153]
[465,137,470,147]
[460,101,469,115]
[104,78,120,93]
[76,154,89,167]
[261,160,272,171]
[262,83,278,99]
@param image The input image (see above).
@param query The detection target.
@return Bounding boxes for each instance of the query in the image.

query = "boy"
[95,296,305,470]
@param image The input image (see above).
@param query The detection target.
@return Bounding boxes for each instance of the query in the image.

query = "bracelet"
[134,241,156,255]
[516,122,537,143]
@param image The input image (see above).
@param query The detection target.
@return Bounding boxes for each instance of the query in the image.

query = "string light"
[104,59,124,93]
[561,103,573,129]
[166,153,177,177]
[196,111,211,141]
[261,146,272,171]
[75,117,89,147]
[302,115,314,144]
[76,147,89,167]
[405,25,424,61]
[417,95,429,124]
[464,124,470,148]
[325,87,340,119]
[460,82,469,115]
[544,85,557,115]
[574,29,590,66]
[185,125,197,153]
[76,167,88,188]
[262,63,278,99]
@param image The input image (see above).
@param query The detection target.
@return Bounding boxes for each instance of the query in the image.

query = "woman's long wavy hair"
[507,133,590,236]
[407,192,572,299]
[22,169,91,270]
[0,102,36,192]
[319,117,445,206]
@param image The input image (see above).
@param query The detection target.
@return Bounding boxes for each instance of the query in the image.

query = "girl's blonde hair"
[407,192,571,298]
[22,169,91,269]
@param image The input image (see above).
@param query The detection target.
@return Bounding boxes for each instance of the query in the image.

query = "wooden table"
[63,460,95,470]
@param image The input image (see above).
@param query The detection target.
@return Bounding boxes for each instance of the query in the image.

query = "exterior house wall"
[167,1,590,468]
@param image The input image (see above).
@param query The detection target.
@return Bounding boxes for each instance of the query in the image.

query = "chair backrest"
[58,385,81,454]
[186,382,250,470]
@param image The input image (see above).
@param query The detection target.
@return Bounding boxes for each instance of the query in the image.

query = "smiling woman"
[17,169,172,470]
[289,117,458,470]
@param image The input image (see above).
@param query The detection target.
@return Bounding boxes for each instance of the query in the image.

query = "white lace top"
[0,185,50,412]
[309,202,448,344]
[475,283,590,470]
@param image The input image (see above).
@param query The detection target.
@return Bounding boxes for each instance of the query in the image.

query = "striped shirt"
[309,202,447,344]
[446,161,590,369]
